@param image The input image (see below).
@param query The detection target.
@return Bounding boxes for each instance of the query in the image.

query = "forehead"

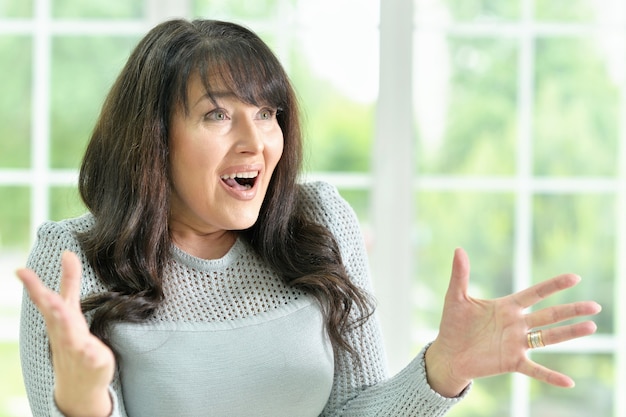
[179,72,233,112]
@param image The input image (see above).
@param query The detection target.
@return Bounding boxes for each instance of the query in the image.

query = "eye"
[205,109,228,121]
[258,108,277,120]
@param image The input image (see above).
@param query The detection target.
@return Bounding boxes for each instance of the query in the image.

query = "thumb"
[445,247,471,302]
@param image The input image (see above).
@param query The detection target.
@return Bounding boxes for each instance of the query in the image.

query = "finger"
[17,268,71,336]
[525,301,602,328]
[512,274,581,309]
[59,251,83,307]
[16,268,55,310]
[518,358,575,388]
[539,321,598,346]
[445,248,471,302]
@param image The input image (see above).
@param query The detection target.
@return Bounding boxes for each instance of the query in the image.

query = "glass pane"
[192,0,285,20]
[291,29,378,173]
[294,0,379,27]
[0,187,30,250]
[337,188,371,224]
[50,186,86,221]
[0,0,33,18]
[447,375,511,417]
[0,342,28,416]
[530,353,613,416]
[534,37,620,177]
[534,0,622,23]
[52,0,142,19]
[51,35,139,169]
[415,0,521,23]
[414,191,515,327]
[0,36,31,169]
[532,194,615,334]
[415,36,518,175]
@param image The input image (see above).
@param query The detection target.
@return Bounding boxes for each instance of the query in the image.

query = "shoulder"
[34,213,95,243]
[26,213,95,289]
[296,181,357,227]
[296,181,370,279]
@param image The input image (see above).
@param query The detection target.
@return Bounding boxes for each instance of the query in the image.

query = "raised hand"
[424,248,601,397]
[17,251,114,417]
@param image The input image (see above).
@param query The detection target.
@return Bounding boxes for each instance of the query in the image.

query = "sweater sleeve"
[299,181,469,417]
[19,219,127,417]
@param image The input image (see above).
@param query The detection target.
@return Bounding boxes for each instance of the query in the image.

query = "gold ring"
[527,330,545,349]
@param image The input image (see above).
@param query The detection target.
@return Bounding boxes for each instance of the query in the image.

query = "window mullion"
[370,0,414,374]
[510,1,535,416]
[614,6,626,417]
[30,0,52,239]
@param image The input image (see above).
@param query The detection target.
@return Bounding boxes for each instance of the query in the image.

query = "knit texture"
[20,181,467,416]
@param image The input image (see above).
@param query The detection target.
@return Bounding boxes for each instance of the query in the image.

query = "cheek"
[267,132,285,168]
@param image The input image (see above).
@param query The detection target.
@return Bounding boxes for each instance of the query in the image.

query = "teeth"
[220,171,259,180]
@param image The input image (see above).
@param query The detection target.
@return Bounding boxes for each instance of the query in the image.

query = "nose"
[233,117,264,154]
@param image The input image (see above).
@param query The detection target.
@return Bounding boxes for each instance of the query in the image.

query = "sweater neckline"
[170,236,246,270]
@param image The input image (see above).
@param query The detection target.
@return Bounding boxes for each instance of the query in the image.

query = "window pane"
[414,191,515,327]
[0,187,30,250]
[534,37,620,177]
[51,35,139,169]
[192,0,285,20]
[50,186,86,221]
[534,0,620,23]
[415,0,521,23]
[530,353,613,416]
[0,342,28,416]
[0,0,33,18]
[0,36,31,169]
[52,0,143,19]
[532,194,615,334]
[446,375,510,417]
[415,36,518,175]
[337,188,371,224]
[291,29,377,173]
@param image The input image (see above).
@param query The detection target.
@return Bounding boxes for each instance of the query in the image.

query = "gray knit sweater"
[20,181,467,416]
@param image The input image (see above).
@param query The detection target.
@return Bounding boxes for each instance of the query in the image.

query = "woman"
[17,19,601,417]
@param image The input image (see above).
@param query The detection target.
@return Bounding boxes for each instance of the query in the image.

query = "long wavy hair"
[78,19,373,357]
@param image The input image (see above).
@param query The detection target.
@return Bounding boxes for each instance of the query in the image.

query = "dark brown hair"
[78,19,373,357]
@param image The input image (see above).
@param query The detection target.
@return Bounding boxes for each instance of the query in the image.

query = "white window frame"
[0,1,623,416]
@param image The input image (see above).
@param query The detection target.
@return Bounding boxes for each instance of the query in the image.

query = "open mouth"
[220,171,259,191]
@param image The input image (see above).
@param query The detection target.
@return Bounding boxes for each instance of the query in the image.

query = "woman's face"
[168,73,284,239]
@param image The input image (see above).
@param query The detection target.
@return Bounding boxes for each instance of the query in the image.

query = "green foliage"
[446,375,511,417]
[535,0,596,21]
[51,0,142,18]
[289,43,375,174]
[0,0,32,18]
[413,191,515,327]
[441,0,520,21]
[50,186,86,221]
[534,37,619,176]
[0,342,28,417]
[417,37,518,175]
[301,96,374,173]
[532,194,615,332]
[0,187,30,249]
[50,35,139,169]
[0,36,31,168]
[192,0,287,20]
[529,353,614,416]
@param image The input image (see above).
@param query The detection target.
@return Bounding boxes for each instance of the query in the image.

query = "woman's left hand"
[424,248,602,397]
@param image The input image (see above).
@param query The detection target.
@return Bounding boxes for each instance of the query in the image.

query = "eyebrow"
[191,91,239,109]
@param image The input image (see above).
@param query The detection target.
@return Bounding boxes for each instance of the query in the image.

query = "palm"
[17,251,115,415]
[432,248,600,387]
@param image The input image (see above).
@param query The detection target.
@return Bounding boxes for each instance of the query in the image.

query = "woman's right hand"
[17,251,115,417]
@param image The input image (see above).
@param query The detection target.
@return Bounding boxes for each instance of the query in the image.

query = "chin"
[229,213,261,231]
